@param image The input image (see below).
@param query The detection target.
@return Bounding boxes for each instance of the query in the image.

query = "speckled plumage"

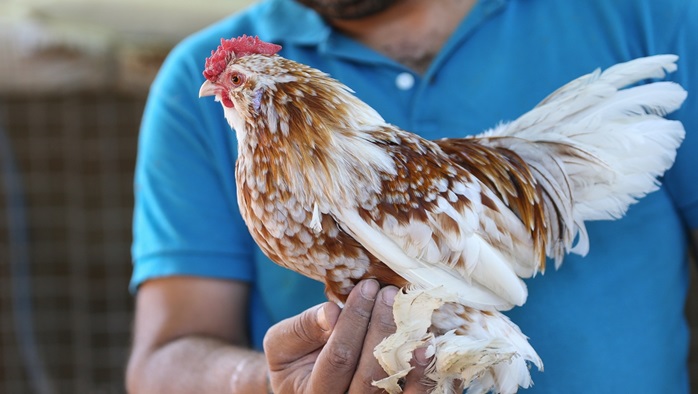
[199,37,686,393]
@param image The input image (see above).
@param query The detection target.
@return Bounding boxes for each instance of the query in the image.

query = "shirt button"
[395,72,415,90]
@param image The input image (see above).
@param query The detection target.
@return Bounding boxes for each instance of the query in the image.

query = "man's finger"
[403,347,434,394]
[264,302,340,367]
[349,286,399,393]
[310,279,380,393]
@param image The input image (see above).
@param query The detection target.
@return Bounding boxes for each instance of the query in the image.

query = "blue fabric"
[131,0,698,392]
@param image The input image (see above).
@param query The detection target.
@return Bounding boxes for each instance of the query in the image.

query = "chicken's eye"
[231,73,245,87]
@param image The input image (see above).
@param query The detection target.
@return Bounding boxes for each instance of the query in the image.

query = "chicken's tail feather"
[476,55,686,266]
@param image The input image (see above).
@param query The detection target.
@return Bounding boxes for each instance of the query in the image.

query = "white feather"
[477,55,686,265]
[310,202,322,233]
[336,207,517,310]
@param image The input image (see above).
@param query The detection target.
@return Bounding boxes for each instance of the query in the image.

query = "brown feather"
[436,138,548,271]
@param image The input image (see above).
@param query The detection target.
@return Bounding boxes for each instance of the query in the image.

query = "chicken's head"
[198,36,283,125]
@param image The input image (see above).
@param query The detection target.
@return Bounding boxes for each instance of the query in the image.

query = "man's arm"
[126,277,268,393]
[126,277,432,394]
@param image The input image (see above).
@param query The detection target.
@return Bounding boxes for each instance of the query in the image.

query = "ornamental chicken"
[199,35,686,394]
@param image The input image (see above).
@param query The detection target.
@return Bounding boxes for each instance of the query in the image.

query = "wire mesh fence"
[0,93,141,394]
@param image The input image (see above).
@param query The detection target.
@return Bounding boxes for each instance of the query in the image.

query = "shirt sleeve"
[129,28,256,292]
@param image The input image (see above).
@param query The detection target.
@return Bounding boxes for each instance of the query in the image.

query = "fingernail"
[360,280,379,301]
[414,347,431,366]
[317,304,331,331]
[382,287,397,306]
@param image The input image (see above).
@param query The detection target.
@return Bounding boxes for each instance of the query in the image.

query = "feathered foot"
[372,287,442,394]
[373,287,542,394]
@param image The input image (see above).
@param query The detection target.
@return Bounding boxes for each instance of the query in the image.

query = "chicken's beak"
[199,80,217,98]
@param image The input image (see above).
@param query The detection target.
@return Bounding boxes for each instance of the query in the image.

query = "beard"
[295,0,400,19]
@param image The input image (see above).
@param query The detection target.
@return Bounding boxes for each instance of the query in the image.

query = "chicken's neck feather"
[230,61,397,211]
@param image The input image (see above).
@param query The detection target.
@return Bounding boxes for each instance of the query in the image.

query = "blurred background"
[0,0,697,393]
[0,0,250,392]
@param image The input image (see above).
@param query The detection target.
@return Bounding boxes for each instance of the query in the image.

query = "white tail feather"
[477,55,686,264]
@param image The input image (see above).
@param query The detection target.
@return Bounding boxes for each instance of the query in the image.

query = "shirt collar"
[258,0,330,46]
[426,0,508,78]
[260,0,509,69]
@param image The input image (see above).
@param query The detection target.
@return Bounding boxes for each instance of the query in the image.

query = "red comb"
[203,35,282,81]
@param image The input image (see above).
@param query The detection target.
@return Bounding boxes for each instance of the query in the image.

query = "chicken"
[198,35,687,393]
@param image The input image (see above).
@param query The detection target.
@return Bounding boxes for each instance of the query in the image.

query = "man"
[126,0,698,392]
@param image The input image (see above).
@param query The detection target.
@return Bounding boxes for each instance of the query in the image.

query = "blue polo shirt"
[131,0,698,392]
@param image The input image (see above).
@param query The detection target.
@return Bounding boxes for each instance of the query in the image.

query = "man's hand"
[264,279,432,394]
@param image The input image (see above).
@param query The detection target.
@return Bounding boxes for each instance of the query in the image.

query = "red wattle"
[222,96,234,108]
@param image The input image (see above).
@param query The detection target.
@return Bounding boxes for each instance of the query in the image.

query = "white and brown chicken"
[198,35,686,394]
